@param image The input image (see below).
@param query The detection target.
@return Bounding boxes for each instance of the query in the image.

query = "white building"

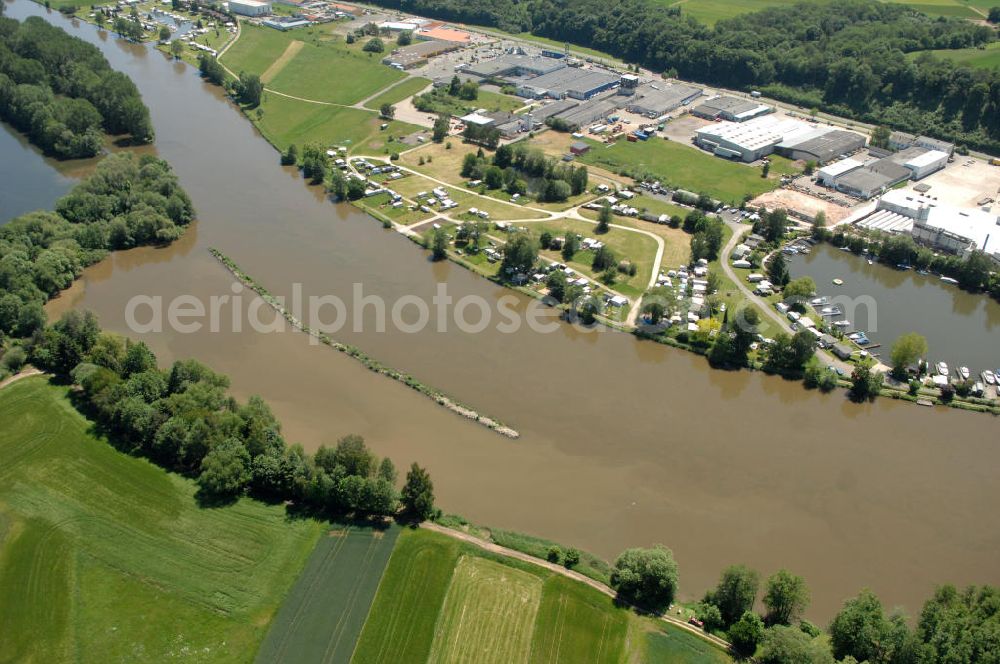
[228,0,271,16]
[876,189,1000,260]
[817,158,863,187]
[901,149,948,180]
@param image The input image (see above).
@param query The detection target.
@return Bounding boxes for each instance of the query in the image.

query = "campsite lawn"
[521,217,659,298]
[577,137,792,204]
[363,77,433,110]
[643,621,735,664]
[0,377,321,663]
[255,526,400,664]
[427,556,543,664]
[351,528,461,664]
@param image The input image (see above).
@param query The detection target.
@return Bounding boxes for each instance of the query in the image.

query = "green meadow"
[0,377,321,663]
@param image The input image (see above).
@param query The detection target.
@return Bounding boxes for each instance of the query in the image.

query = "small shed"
[569,141,590,155]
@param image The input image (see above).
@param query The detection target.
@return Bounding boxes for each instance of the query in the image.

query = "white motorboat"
[936,361,949,376]
[957,366,970,380]
[982,370,996,386]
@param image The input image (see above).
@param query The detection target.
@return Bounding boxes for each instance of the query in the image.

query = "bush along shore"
[208,248,520,439]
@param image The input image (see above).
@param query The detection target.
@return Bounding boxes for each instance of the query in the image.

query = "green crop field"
[354,528,734,664]
[530,576,628,664]
[644,623,734,664]
[364,77,433,110]
[255,526,400,664]
[427,556,543,664]
[577,137,791,204]
[0,377,321,663]
[352,529,461,664]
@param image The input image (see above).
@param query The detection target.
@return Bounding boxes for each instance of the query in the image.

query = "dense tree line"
[460,143,588,202]
[366,0,1000,153]
[0,153,193,339]
[21,310,436,518]
[0,16,154,158]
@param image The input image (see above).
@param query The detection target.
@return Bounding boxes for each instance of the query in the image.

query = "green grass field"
[914,41,1000,69]
[351,529,461,664]
[577,137,791,204]
[255,526,400,664]
[253,93,420,153]
[427,556,543,664]
[221,24,293,76]
[658,0,985,24]
[223,25,405,105]
[363,77,433,110]
[0,377,322,663]
[644,623,734,663]
[530,576,628,664]
[353,528,734,664]
[267,42,405,105]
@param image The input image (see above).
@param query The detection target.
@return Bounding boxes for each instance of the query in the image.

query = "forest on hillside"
[368,0,1000,153]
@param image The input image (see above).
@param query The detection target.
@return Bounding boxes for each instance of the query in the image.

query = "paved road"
[421,521,735,653]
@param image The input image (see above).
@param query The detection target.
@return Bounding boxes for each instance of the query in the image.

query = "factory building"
[873,190,1000,261]
[550,96,619,129]
[516,67,619,100]
[695,116,865,164]
[228,0,271,16]
[692,96,771,122]
[775,128,866,163]
[816,158,863,187]
[888,131,955,157]
[624,83,703,118]
[382,40,458,69]
[464,55,565,79]
[900,148,949,179]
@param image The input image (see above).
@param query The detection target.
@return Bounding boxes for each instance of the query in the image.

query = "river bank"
[8,0,1000,621]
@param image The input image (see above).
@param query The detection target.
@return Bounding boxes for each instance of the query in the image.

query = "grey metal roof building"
[692,96,770,122]
[465,55,565,79]
[625,83,703,118]
[517,67,620,100]
[833,169,898,200]
[382,40,457,69]
[776,129,865,163]
[531,98,580,120]
[553,97,619,128]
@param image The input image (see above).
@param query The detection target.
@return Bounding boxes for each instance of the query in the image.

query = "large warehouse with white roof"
[694,116,865,163]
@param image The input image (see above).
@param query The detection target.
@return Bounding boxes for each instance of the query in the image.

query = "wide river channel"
[5,0,999,621]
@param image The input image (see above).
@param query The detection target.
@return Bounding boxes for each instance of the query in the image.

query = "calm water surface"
[790,244,1000,373]
[6,0,1000,621]
[0,122,81,224]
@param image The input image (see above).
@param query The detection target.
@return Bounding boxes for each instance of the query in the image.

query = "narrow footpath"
[421,521,735,653]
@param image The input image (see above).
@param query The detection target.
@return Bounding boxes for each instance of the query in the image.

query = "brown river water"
[6,0,999,621]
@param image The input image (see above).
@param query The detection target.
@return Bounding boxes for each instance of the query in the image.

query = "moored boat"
[982,370,997,386]
[936,361,949,376]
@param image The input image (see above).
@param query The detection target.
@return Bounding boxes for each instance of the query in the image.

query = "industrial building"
[228,0,271,16]
[775,129,866,163]
[625,83,703,118]
[816,158,863,187]
[549,96,619,129]
[382,40,458,69]
[515,67,619,100]
[822,146,949,199]
[863,190,1000,261]
[692,96,771,122]
[694,116,865,164]
[415,26,471,43]
[263,15,309,29]
[464,55,565,79]
[888,131,955,157]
